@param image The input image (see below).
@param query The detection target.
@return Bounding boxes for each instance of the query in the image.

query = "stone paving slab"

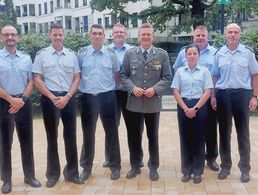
[4,111,258,194]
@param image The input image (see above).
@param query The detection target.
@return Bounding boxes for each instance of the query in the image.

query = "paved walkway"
[5,111,258,194]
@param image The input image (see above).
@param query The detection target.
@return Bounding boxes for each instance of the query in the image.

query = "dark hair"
[90,24,104,33]
[50,23,63,32]
[185,44,200,56]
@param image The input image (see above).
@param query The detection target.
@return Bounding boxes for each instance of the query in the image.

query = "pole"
[221,4,224,34]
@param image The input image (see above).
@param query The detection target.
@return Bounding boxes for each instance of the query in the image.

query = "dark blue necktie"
[143,50,148,60]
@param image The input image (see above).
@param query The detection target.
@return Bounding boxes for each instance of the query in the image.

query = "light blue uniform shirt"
[171,64,213,99]
[212,43,258,89]
[78,45,119,94]
[0,48,32,95]
[33,46,80,92]
[173,44,216,72]
[109,42,133,90]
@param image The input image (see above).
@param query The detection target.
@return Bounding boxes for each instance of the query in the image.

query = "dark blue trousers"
[0,98,35,182]
[79,91,121,172]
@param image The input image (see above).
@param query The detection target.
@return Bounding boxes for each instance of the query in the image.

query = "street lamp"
[217,0,231,34]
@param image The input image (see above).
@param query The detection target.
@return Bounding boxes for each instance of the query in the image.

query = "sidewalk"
[7,111,258,194]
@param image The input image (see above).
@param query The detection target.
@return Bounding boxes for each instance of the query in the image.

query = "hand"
[249,97,257,111]
[9,97,24,110]
[185,107,197,119]
[132,87,145,97]
[55,95,69,109]
[211,96,217,111]
[144,87,156,98]
[8,106,19,114]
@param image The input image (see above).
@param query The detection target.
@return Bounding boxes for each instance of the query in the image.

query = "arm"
[249,73,258,111]
[211,76,219,111]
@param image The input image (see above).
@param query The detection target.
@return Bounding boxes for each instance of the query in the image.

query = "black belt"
[220,88,247,94]
[11,94,22,98]
[182,97,199,101]
[50,91,67,96]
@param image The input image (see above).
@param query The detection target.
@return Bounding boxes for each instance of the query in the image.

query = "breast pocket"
[17,64,30,79]
[43,63,56,77]
[64,63,74,73]
[0,66,11,83]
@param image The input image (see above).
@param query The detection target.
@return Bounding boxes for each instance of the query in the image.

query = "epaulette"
[214,47,221,55]
[68,48,77,55]
[245,45,254,53]
[107,46,115,54]
[179,46,187,52]
[36,48,47,55]
[21,51,30,56]
[78,46,88,54]
[158,47,167,53]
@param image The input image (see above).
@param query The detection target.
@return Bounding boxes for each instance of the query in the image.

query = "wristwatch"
[252,95,257,99]
[21,96,29,102]
[194,106,199,112]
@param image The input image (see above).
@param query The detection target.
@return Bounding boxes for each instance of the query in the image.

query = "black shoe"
[126,168,141,179]
[207,161,219,171]
[65,176,84,184]
[111,170,120,180]
[193,175,202,184]
[46,178,58,188]
[24,177,41,187]
[218,169,230,180]
[149,169,159,181]
[1,182,11,194]
[241,172,250,183]
[80,170,91,181]
[103,161,111,168]
[181,174,191,182]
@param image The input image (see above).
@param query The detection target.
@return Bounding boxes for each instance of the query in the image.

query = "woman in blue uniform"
[171,44,213,183]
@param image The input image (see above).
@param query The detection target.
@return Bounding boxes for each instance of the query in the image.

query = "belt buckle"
[92,93,98,96]
[226,89,231,94]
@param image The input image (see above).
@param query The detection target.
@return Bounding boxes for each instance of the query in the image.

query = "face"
[138,27,154,49]
[89,27,105,46]
[1,26,19,48]
[112,26,126,45]
[193,29,208,49]
[48,28,64,47]
[186,47,199,67]
[225,24,241,45]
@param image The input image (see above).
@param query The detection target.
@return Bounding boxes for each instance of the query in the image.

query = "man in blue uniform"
[211,23,258,183]
[0,25,41,193]
[78,24,121,181]
[33,23,83,188]
[120,23,172,181]
[173,25,219,172]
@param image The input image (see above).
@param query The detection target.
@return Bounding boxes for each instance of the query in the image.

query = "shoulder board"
[36,48,47,55]
[78,46,88,54]
[245,45,254,53]
[21,51,30,56]
[107,46,115,54]
[214,47,222,55]
[179,46,187,52]
[158,47,167,53]
[68,48,77,55]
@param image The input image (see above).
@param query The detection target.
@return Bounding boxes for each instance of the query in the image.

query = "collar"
[184,63,201,72]
[88,45,106,55]
[49,45,66,56]
[2,47,21,57]
[110,42,129,50]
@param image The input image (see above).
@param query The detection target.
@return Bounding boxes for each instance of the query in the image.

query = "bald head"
[225,23,241,33]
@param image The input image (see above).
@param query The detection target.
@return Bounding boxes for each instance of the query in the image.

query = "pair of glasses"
[113,31,125,35]
[1,33,18,37]
[91,32,104,36]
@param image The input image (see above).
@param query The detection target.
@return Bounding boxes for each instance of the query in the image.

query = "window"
[64,0,71,8]
[29,4,35,16]
[83,0,87,6]
[105,17,109,28]
[38,4,41,15]
[75,0,79,7]
[131,13,138,27]
[50,1,53,13]
[57,0,61,8]
[16,6,21,17]
[22,4,27,17]
[44,2,47,14]
[97,18,102,25]
[83,16,88,32]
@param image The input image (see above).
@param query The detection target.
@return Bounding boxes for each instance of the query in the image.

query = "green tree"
[0,0,19,31]
[90,0,258,34]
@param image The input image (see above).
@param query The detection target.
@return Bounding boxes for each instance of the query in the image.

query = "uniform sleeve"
[211,52,220,76]
[248,52,258,75]
[171,70,180,90]
[32,53,43,74]
[110,52,119,73]
[203,68,214,90]
[173,49,186,70]
[72,53,80,73]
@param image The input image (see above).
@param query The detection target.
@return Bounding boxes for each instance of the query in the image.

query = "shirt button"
[145,66,147,68]
[144,80,146,82]
[144,73,147,76]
